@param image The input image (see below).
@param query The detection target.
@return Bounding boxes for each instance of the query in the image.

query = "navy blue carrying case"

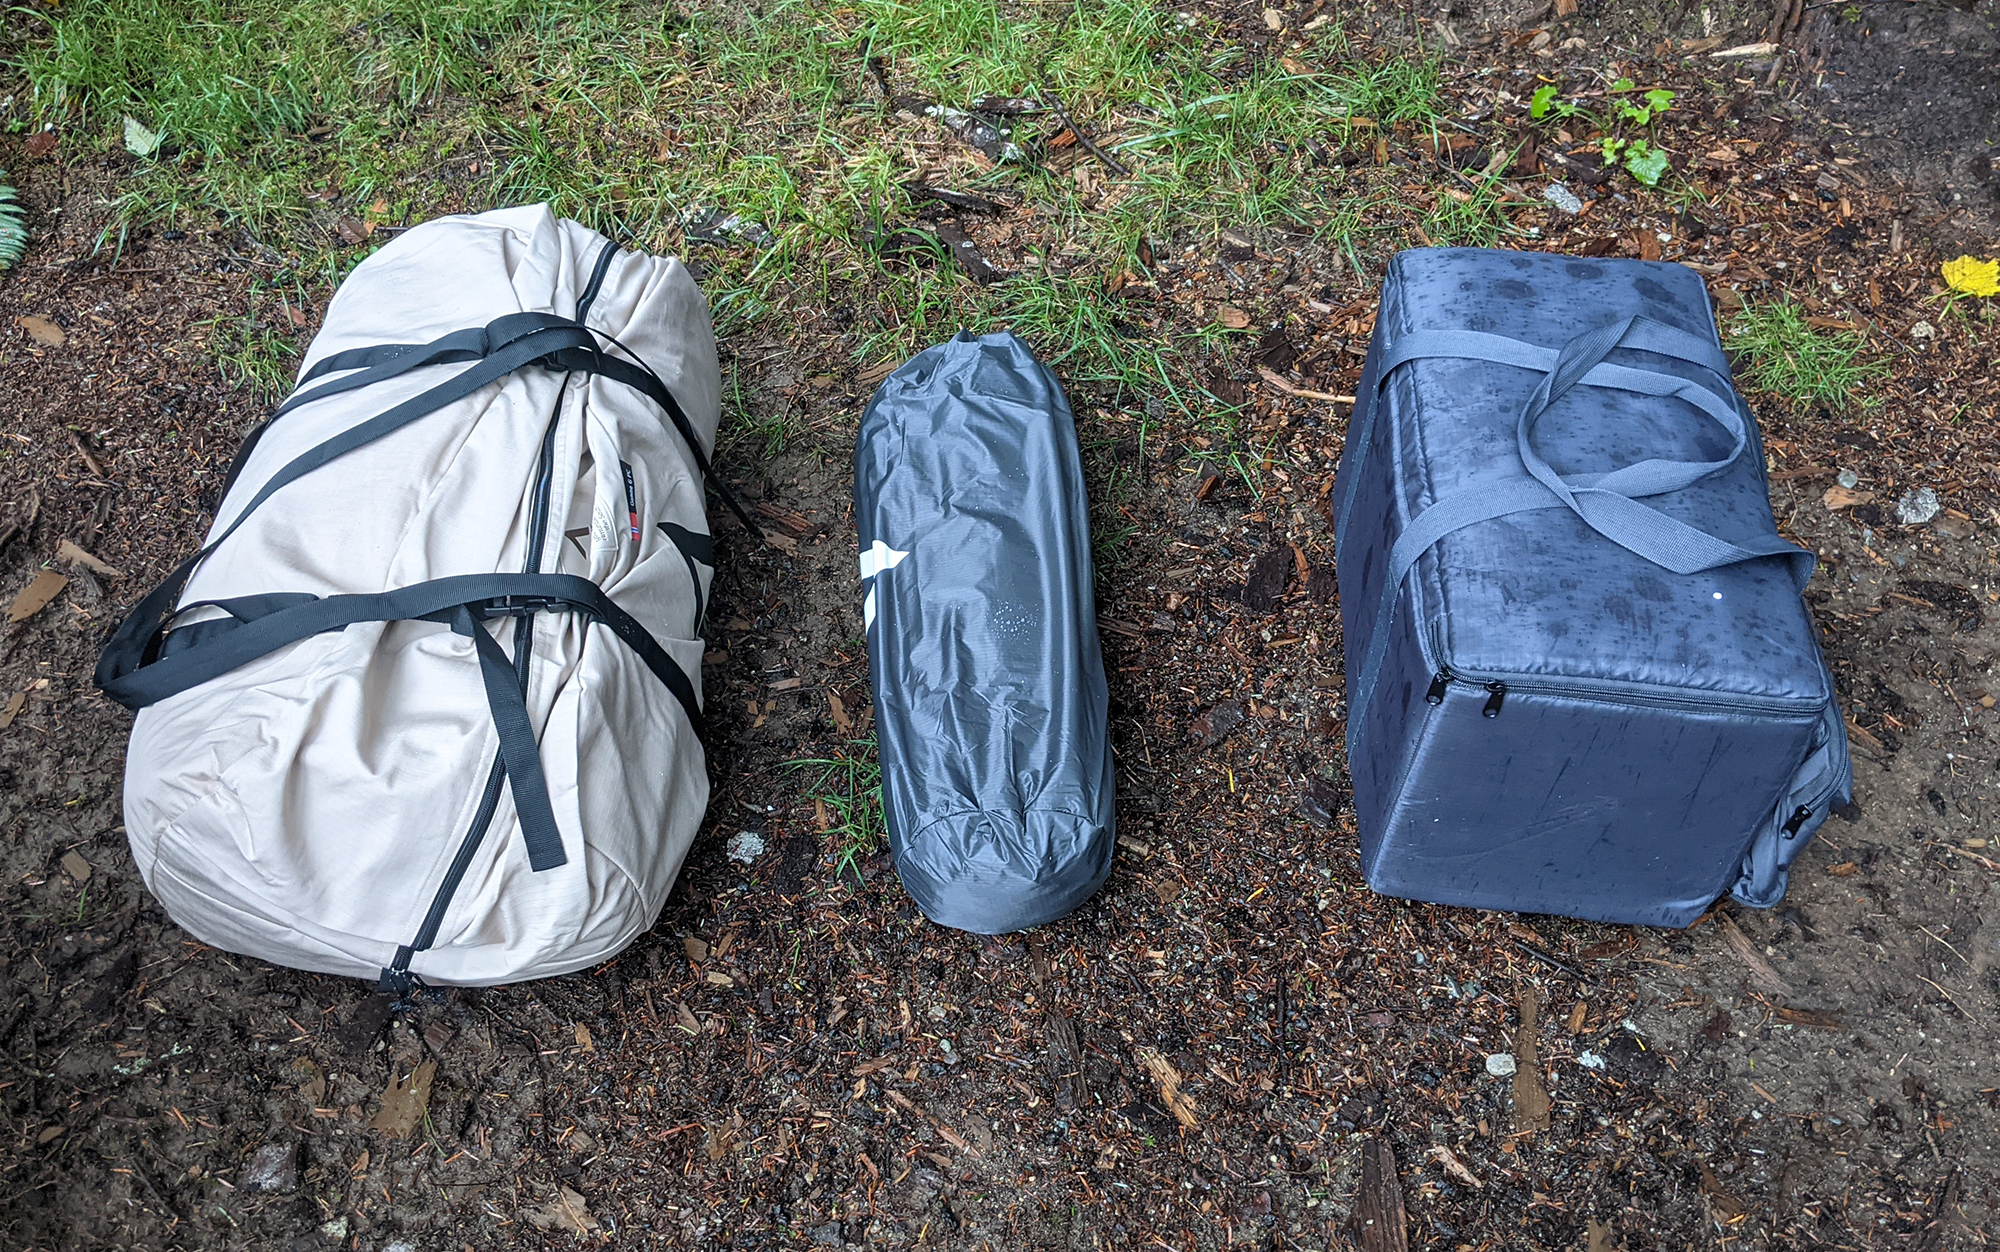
[1334,248,1851,927]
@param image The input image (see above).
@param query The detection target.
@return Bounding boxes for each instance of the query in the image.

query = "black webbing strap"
[543,343,759,535]
[100,572,704,732]
[573,239,620,326]
[97,573,709,873]
[656,521,714,637]
[219,313,579,501]
[450,603,565,871]
[100,316,601,690]
[223,317,595,549]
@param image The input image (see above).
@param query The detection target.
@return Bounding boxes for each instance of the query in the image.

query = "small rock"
[1837,469,1860,490]
[1485,1053,1517,1077]
[319,1218,349,1240]
[1908,320,1934,343]
[726,830,767,864]
[1577,1050,1608,1070]
[1896,487,1941,526]
[1542,183,1584,215]
[812,1222,847,1247]
[1189,699,1246,747]
[238,1141,298,1193]
[381,1243,418,1252]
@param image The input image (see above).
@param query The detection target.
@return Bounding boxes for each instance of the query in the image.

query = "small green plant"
[0,178,26,269]
[785,742,884,882]
[1529,77,1676,187]
[1725,299,1887,407]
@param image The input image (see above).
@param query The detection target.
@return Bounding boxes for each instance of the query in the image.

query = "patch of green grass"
[1421,177,1511,248]
[1344,54,1444,127]
[785,741,884,882]
[1725,299,1886,408]
[206,295,301,400]
[0,177,25,268]
[13,0,1485,465]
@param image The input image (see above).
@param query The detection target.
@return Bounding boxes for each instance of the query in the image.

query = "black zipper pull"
[1781,805,1811,835]
[1482,681,1506,718]
[1425,671,1450,705]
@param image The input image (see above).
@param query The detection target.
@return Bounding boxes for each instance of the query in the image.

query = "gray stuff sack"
[854,332,1114,933]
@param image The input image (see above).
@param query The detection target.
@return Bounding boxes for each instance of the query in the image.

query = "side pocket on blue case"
[1732,700,1853,908]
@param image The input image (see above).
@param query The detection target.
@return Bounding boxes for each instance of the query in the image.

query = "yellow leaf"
[1941,255,1999,298]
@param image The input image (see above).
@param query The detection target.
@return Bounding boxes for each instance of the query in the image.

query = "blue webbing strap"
[1344,316,1815,750]
[1336,315,1736,547]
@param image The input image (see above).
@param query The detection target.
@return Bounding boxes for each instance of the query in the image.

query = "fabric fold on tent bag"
[100,205,734,988]
[854,332,1114,934]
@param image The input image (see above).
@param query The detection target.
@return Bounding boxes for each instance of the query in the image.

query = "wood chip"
[1511,985,1552,1134]
[60,850,91,883]
[828,690,851,733]
[1427,1143,1482,1188]
[935,1123,976,1154]
[1135,1047,1198,1126]
[369,1059,436,1139]
[574,1022,594,1052]
[1843,718,1885,755]
[1716,913,1793,997]
[1823,486,1874,510]
[1353,1137,1408,1252]
[0,692,26,731]
[17,316,66,348]
[7,570,68,622]
[1256,366,1355,403]
[857,360,899,388]
[524,1185,599,1233]
[56,540,121,579]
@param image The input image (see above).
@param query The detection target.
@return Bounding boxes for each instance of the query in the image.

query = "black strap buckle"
[483,594,573,618]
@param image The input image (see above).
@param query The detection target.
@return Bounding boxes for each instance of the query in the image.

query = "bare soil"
[2,5,1997,1251]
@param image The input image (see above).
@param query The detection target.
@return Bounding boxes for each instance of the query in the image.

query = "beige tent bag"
[98,205,741,989]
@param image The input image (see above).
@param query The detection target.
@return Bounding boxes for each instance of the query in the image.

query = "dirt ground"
[2,2,1998,1250]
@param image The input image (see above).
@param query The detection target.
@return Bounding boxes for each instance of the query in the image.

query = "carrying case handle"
[1344,315,1816,747]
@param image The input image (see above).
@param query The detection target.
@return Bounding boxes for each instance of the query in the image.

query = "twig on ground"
[1257,367,1354,404]
[1039,89,1130,177]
